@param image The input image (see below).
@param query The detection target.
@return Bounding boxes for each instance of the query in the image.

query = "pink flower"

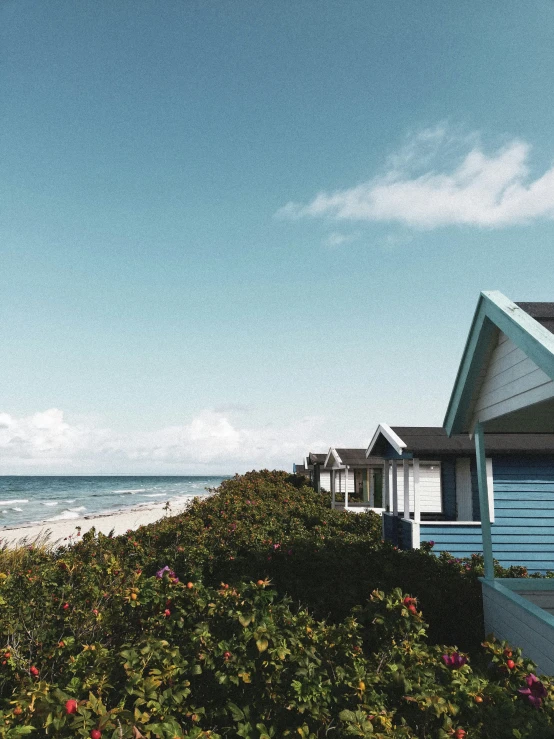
[156,566,177,582]
[442,652,468,669]
[518,674,548,708]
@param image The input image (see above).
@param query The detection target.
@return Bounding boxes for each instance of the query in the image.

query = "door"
[456,457,473,521]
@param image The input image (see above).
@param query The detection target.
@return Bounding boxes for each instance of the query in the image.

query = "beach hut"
[322,448,384,511]
[444,291,554,673]
[307,452,330,493]
[292,460,311,479]
[370,424,554,559]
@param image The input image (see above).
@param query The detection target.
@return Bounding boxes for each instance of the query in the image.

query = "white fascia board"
[324,447,342,468]
[366,423,406,457]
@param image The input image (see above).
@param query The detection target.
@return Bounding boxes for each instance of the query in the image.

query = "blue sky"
[2,1,554,473]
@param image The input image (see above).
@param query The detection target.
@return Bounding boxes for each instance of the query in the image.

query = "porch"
[383,511,482,552]
[481,578,554,675]
[325,448,384,512]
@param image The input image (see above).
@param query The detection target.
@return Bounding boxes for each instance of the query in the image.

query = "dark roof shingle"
[516,302,554,334]
[392,426,554,455]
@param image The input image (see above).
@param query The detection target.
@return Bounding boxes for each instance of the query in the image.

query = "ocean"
[0,476,228,530]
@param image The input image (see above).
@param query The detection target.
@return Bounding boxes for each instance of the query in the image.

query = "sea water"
[0,476,228,530]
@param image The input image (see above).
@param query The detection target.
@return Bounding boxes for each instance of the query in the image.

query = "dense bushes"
[0,470,552,737]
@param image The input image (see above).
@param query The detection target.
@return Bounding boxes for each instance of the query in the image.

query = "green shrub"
[0,470,552,737]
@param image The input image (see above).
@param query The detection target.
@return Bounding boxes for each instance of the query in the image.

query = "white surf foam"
[47,510,81,521]
[0,499,29,506]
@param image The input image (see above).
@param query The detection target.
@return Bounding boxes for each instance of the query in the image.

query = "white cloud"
[0,408,328,474]
[277,126,554,229]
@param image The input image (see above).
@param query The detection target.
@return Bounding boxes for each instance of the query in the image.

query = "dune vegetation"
[0,470,553,738]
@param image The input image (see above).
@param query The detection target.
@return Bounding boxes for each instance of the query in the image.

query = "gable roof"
[367,425,554,456]
[517,302,554,334]
[444,291,554,435]
[308,452,327,464]
[324,447,384,467]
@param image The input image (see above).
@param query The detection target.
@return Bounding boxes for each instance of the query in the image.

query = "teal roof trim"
[444,291,554,436]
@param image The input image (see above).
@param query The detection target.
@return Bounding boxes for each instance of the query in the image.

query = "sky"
[2,0,554,474]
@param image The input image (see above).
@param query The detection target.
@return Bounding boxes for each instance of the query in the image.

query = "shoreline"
[0,497,198,548]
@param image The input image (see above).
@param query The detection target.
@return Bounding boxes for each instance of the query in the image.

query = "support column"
[403,460,410,519]
[344,466,349,510]
[413,458,420,523]
[475,422,494,580]
[331,469,336,508]
[384,460,390,512]
[392,460,398,516]
[369,468,375,506]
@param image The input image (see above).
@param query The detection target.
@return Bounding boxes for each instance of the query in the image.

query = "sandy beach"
[0,498,195,549]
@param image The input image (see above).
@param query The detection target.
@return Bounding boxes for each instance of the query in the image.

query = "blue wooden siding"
[488,455,554,573]
[383,513,398,546]
[386,454,554,572]
[420,524,483,557]
[400,518,413,549]
[441,459,457,519]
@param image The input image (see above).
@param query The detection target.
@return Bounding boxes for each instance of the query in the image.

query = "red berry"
[90,730,102,739]
[224,651,231,660]
[65,699,78,714]
[403,596,414,606]
[63,603,69,610]
[454,730,466,739]
[507,659,515,669]
[164,609,171,617]
[30,666,39,677]
[408,604,417,615]
[186,582,194,589]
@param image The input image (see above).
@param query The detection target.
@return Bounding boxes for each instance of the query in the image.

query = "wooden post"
[475,422,494,580]
[413,458,420,523]
[331,469,336,508]
[403,459,410,520]
[384,460,390,512]
[344,466,349,509]
[392,460,398,516]
[369,467,375,506]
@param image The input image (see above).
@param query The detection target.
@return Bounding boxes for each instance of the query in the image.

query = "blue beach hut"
[444,292,554,674]
[370,424,554,563]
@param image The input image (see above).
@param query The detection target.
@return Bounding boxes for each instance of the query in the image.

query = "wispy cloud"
[277,125,554,229]
[0,408,328,474]
[323,231,360,248]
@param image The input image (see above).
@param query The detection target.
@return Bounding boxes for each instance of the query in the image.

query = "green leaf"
[228,701,245,721]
